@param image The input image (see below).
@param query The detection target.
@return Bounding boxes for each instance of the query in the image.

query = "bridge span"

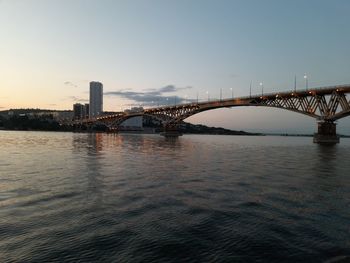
[71,84,350,144]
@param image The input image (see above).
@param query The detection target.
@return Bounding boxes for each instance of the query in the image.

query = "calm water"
[0,131,350,262]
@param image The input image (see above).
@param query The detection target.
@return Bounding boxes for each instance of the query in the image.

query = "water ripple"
[0,131,350,262]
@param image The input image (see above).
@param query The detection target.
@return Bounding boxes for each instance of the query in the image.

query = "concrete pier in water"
[313,121,339,144]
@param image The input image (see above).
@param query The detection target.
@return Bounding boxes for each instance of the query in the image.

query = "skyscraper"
[89,81,103,118]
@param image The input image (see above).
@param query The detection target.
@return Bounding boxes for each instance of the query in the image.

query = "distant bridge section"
[70,84,350,143]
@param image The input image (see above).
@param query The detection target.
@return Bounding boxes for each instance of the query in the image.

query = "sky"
[1,0,350,133]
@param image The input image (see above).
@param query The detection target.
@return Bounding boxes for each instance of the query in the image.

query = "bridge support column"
[313,121,339,144]
[160,125,183,137]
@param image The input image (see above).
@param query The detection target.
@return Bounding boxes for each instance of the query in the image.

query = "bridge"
[71,84,350,144]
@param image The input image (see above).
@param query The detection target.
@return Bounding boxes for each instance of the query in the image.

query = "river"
[0,131,349,262]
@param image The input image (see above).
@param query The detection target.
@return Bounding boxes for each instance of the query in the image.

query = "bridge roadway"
[72,84,350,143]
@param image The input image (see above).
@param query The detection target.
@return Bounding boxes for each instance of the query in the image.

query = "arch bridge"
[72,84,350,144]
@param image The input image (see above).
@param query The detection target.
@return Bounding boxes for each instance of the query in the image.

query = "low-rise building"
[73,103,89,120]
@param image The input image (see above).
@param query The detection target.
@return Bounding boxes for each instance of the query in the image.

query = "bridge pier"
[160,125,183,137]
[313,121,339,144]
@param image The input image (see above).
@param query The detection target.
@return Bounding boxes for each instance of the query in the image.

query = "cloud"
[104,85,193,106]
[145,85,192,94]
[64,81,78,88]
[66,96,89,102]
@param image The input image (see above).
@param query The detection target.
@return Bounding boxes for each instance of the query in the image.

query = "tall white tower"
[89,81,103,118]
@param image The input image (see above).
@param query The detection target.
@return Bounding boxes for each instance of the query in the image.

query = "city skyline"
[1,0,350,133]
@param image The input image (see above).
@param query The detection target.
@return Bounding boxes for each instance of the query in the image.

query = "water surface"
[0,131,350,262]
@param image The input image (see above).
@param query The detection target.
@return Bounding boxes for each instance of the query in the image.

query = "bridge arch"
[174,104,315,131]
[105,112,172,128]
[168,102,318,125]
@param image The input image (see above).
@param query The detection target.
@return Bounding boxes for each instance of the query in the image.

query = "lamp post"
[250,81,252,98]
[206,91,209,101]
[220,88,222,101]
[304,74,308,91]
[260,82,264,96]
[230,88,233,99]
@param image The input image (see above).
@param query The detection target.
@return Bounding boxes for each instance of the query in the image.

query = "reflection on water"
[0,131,350,262]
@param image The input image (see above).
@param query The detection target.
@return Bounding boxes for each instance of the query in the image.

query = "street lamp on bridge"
[304,74,308,91]
[230,87,233,99]
[250,81,252,98]
[206,91,209,101]
[260,82,264,96]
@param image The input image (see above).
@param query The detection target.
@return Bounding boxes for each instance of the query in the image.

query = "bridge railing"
[218,84,350,102]
[144,84,350,110]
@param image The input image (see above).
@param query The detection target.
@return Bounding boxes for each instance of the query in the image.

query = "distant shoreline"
[2,129,350,138]
[0,127,261,136]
